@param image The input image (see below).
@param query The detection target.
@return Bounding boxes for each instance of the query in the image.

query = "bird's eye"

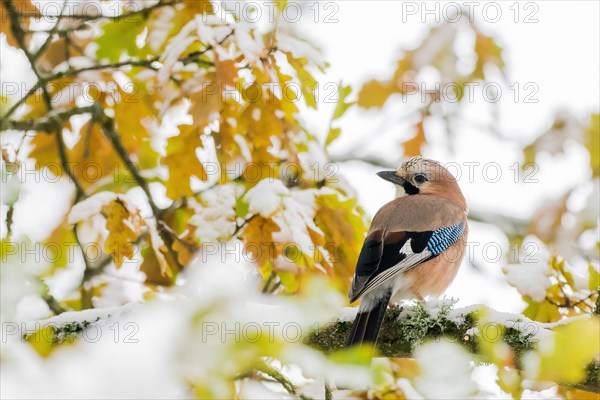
[414,174,427,184]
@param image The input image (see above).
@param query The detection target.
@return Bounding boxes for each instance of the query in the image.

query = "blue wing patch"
[427,222,465,255]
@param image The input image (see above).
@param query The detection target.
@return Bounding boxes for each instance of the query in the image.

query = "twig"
[24,24,90,36]
[11,0,182,21]
[5,0,87,198]
[157,220,197,253]
[324,383,333,400]
[97,112,183,271]
[5,206,14,240]
[255,360,311,400]
[546,292,597,309]
[0,27,230,125]
[4,0,51,106]
[38,278,67,315]
[262,271,276,293]
[233,214,258,237]
[2,105,96,132]
[73,225,94,309]
[31,1,68,61]
[179,30,234,65]
[0,80,45,123]
[5,0,92,306]
[308,304,600,394]
[55,126,86,198]
[0,54,205,126]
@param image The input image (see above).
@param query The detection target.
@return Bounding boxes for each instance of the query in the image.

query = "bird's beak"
[376,170,406,185]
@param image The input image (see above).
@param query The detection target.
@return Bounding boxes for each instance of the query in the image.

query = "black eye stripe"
[403,181,419,195]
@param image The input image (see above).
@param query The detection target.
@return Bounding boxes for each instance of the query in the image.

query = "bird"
[347,156,468,348]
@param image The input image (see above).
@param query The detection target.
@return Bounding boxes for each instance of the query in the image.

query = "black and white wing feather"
[348,222,465,302]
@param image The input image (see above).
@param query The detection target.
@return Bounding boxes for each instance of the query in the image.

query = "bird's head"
[377,157,466,207]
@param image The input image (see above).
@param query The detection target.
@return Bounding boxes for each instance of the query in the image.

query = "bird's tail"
[346,290,392,348]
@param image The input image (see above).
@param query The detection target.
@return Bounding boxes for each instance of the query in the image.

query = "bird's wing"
[348,199,465,302]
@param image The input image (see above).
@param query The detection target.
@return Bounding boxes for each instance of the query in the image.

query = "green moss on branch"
[306,303,598,394]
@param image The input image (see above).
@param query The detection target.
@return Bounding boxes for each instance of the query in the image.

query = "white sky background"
[291,1,599,312]
[1,0,597,310]
[0,2,598,399]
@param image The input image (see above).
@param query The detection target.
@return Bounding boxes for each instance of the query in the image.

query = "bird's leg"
[415,293,426,306]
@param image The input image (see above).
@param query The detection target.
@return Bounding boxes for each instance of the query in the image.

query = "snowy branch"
[24,300,600,394]
[307,303,600,394]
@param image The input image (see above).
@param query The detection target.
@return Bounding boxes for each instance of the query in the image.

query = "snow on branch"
[18,300,600,394]
[307,301,599,394]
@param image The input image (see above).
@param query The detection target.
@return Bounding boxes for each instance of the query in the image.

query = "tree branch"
[307,303,600,394]
[38,278,67,315]
[254,360,311,400]
[97,112,184,271]
[0,25,230,126]
[19,300,600,394]
[10,0,182,21]
[4,0,91,309]
[1,105,96,132]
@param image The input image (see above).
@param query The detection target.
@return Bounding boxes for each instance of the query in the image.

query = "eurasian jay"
[347,157,468,348]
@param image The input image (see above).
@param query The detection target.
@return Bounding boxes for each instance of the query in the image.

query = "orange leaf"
[163,124,208,199]
[402,120,426,157]
[103,199,144,268]
[357,79,397,109]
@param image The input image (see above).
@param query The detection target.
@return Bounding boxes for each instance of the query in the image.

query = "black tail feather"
[346,290,392,348]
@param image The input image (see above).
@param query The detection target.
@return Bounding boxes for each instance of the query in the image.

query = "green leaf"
[522,298,560,323]
[537,318,600,384]
[95,13,146,62]
[276,0,287,12]
[325,127,341,147]
[236,195,249,219]
[285,53,317,109]
[26,325,57,357]
[586,114,600,177]
[332,84,354,120]
[325,84,354,147]
[329,344,373,365]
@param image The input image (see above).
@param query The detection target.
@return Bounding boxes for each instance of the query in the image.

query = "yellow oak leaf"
[357,79,398,109]
[239,215,281,270]
[103,198,144,268]
[403,120,426,157]
[215,55,239,87]
[69,121,123,188]
[284,53,317,109]
[139,245,177,286]
[163,124,208,199]
[112,84,159,169]
[238,101,283,150]
[35,35,90,74]
[273,65,299,122]
[314,193,369,295]
[171,223,199,266]
[474,32,504,79]
[0,1,40,48]
[188,72,223,128]
[183,0,214,14]
[29,132,61,173]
